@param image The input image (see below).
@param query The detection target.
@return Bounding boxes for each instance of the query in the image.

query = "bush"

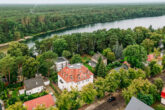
[137,93,154,105]
[155,104,165,110]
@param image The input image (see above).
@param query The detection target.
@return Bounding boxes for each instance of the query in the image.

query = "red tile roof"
[161,88,165,98]
[147,54,154,62]
[58,63,93,83]
[24,94,55,110]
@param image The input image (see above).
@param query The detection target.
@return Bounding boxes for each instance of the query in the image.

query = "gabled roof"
[55,57,68,63]
[24,76,44,90]
[24,94,55,110]
[92,52,107,61]
[125,97,154,110]
[58,63,93,83]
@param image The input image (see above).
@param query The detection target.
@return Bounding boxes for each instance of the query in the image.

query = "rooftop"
[24,94,55,110]
[125,97,154,110]
[92,52,107,61]
[56,57,68,63]
[24,76,44,90]
[58,63,93,83]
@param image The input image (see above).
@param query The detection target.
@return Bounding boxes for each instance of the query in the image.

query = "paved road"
[94,93,125,110]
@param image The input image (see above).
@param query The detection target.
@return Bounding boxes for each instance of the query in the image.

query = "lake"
[26,15,165,48]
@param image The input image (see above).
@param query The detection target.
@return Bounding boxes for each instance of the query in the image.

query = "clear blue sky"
[0,0,165,4]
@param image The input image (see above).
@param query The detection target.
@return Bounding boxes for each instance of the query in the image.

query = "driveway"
[94,92,125,110]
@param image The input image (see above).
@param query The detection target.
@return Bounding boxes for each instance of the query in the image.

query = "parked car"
[107,97,116,102]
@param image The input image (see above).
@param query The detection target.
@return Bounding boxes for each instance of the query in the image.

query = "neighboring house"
[58,63,94,91]
[113,61,130,72]
[125,97,154,110]
[24,94,55,110]
[88,52,107,67]
[19,74,50,95]
[161,87,165,105]
[55,57,69,72]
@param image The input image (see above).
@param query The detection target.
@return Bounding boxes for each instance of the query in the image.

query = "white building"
[55,57,69,72]
[58,63,94,91]
[20,75,50,95]
[161,87,165,105]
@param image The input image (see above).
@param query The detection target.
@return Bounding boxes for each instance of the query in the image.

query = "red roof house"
[24,94,55,110]
[147,54,154,62]
[58,63,94,91]
[161,87,165,105]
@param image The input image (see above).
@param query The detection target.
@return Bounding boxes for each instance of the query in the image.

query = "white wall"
[44,80,50,86]
[26,86,44,95]
[58,75,93,91]
[56,61,69,72]
[161,98,165,105]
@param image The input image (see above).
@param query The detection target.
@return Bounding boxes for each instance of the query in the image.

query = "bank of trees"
[1,4,165,43]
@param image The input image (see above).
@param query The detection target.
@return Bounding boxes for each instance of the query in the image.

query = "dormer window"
[70,75,73,80]
[78,74,80,80]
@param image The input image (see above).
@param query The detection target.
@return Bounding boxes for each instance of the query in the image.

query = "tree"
[94,77,107,98]
[137,93,154,106]
[62,50,71,59]
[14,31,21,40]
[23,57,39,78]
[113,41,123,59]
[0,55,15,83]
[105,70,120,92]
[151,63,162,76]
[162,55,165,69]
[154,78,164,93]
[34,104,46,110]
[70,54,82,64]
[53,38,68,56]
[80,83,97,104]
[95,57,106,77]
[7,42,29,57]
[102,48,111,56]
[123,45,147,68]
[6,102,27,110]
[37,51,57,77]
[107,52,115,62]
[57,89,81,110]
[141,39,154,54]
[122,78,158,104]
[155,104,165,110]
[0,52,5,59]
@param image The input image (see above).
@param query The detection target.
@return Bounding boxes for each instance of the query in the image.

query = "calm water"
[26,15,165,48]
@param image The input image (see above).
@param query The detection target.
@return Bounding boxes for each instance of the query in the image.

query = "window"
[70,75,73,80]
[60,79,63,83]
[78,74,80,80]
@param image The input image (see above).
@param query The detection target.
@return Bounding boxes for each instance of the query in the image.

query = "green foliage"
[95,57,106,77]
[149,61,162,76]
[141,39,154,54]
[62,50,71,59]
[57,89,81,110]
[53,39,68,56]
[94,77,107,98]
[137,93,154,106]
[154,78,164,92]
[123,45,147,68]
[7,42,29,57]
[113,41,123,59]
[80,83,97,104]
[102,48,111,56]
[155,104,165,110]
[6,102,27,110]
[122,78,158,104]
[162,55,165,69]
[0,52,5,59]
[70,54,82,64]
[23,56,39,78]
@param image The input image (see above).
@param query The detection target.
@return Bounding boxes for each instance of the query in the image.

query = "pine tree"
[95,57,106,77]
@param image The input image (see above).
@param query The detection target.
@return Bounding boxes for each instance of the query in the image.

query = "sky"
[0,0,164,4]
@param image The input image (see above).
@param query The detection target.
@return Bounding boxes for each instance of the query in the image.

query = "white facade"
[55,60,69,72]
[26,86,44,95]
[44,80,50,86]
[161,98,165,105]
[58,75,93,91]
